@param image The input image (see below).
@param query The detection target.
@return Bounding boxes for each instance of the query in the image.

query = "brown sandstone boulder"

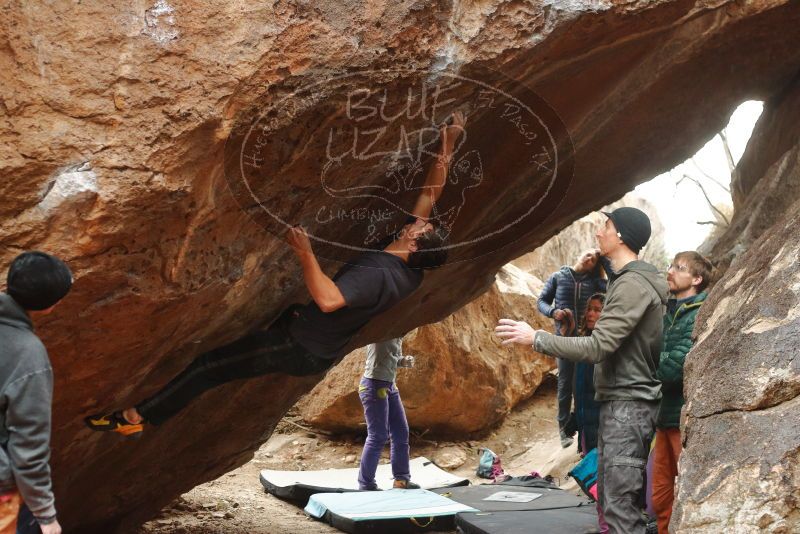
[1,1,799,531]
[674,77,800,533]
[297,265,555,437]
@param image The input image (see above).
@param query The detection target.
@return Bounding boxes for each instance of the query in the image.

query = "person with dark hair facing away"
[497,207,669,534]
[537,249,607,448]
[652,251,710,534]
[0,252,72,534]
[86,111,466,438]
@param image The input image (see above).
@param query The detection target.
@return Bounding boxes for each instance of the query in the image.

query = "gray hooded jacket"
[0,293,56,522]
[535,260,669,402]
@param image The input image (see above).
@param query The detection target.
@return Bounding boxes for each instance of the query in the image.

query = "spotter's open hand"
[495,318,539,346]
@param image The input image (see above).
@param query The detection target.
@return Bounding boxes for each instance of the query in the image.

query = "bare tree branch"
[718,129,737,174]
[677,173,731,226]
[689,158,731,193]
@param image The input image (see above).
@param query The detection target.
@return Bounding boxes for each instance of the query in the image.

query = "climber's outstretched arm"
[411,111,466,220]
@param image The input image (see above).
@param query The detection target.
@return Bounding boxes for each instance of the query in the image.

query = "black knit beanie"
[7,251,73,311]
[601,207,651,254]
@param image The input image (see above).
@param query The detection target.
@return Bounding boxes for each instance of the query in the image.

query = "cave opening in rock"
[513,100,764,282]
[633,100,764,260]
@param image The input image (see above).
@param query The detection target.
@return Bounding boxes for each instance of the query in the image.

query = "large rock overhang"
[1,1,799,531]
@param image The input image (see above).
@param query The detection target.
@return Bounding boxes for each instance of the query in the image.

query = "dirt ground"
[138,374,583,534]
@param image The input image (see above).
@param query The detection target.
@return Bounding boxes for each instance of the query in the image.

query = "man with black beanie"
[0,252,72,534]
[497,207,668,534]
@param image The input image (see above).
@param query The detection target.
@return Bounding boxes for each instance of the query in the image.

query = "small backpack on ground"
[476,448,504,480]
[567,447,598,500]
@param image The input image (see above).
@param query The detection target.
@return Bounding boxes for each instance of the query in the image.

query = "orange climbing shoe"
[84,411,143,438]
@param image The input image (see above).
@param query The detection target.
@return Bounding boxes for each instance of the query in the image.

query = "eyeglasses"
[667,264,691,273]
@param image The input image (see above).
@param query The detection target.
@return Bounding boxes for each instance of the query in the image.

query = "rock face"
[1,1,800,531]
[673,77,800,533]
[297,265,554,437]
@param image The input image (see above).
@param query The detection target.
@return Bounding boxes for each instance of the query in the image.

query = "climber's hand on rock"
[287,225,313,256]
[441,110,466,151]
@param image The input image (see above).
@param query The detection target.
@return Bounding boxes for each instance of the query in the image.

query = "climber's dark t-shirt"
[289,239,423,360]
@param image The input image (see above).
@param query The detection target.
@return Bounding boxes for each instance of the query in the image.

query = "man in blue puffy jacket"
[537,250,607,448]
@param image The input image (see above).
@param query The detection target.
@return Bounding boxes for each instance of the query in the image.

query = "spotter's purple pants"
[357,377,411,490]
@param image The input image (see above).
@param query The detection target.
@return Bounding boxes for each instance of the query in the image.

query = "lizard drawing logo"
[225,68,573,264]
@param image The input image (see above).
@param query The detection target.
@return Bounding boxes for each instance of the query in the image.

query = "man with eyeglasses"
[652,252,711,533]
[496,206,669,533]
